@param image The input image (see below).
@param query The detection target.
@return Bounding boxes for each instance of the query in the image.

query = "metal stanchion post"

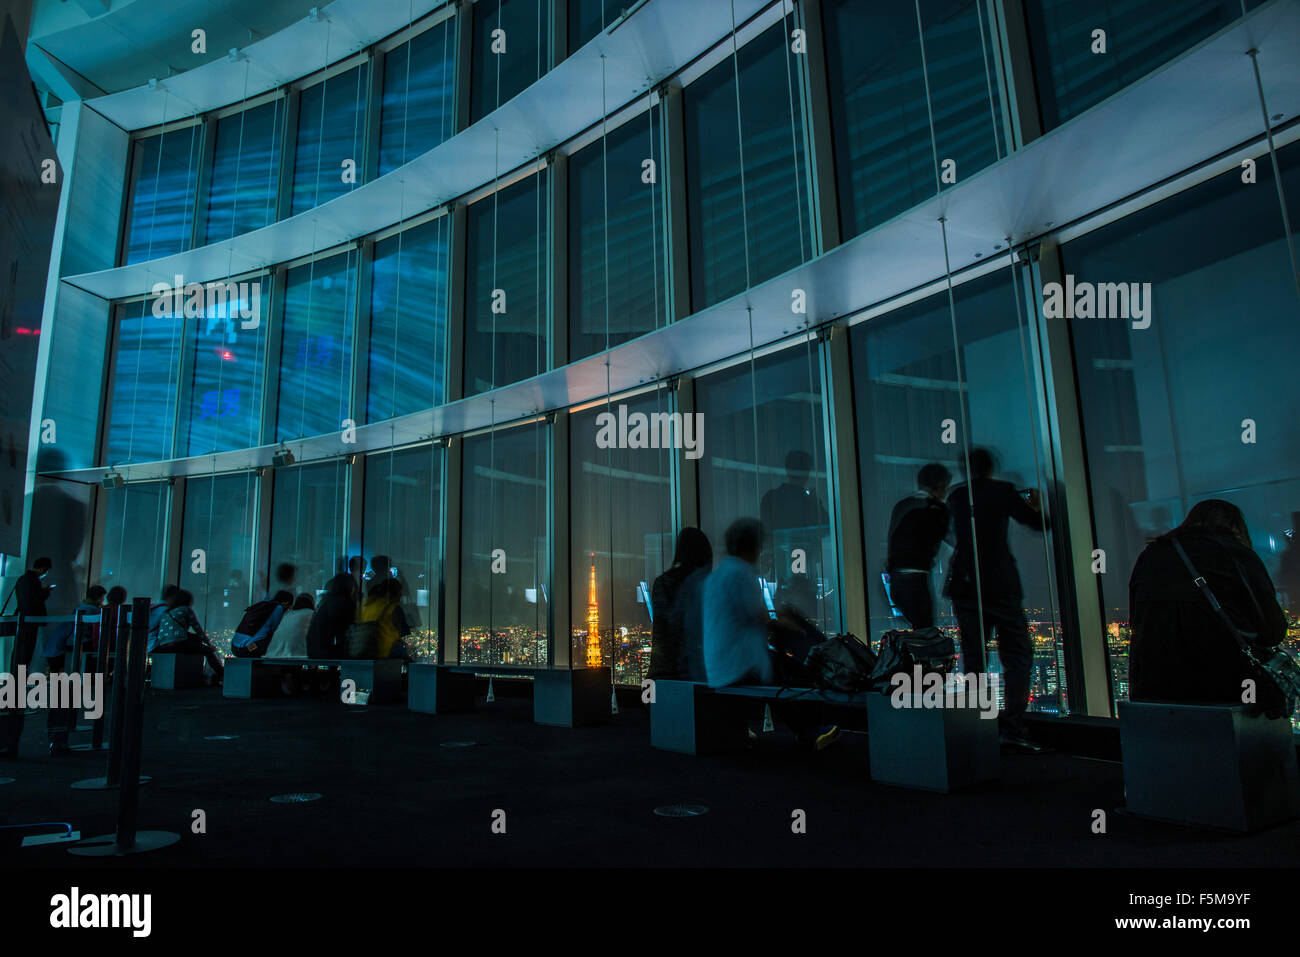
[77,606,112,751]
[70,604,150,789]
[68,597,180,856]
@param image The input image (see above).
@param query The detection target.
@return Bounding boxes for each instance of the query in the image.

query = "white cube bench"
[150,653,206,689]
[1119,700,1300,832]
[866,693,1000,792]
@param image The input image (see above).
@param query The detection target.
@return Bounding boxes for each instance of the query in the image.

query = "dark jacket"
[15,570,49,617]
[648,564,699,679]
[946,479,1046,602]
[886,492,950,573]
[1129,530,1287,705]
[307,576,357,659]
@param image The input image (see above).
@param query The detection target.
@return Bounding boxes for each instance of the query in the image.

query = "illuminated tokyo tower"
[586,553,602,667]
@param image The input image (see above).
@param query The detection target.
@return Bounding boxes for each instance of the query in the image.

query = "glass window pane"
[106,301,184,465]
[570,391,674,684]
[379,18,457,174]
[850,271,1066,714]
[568,0,617,50]
[368,217,450,421]
[1025,0,1255,131]
[464,172,548,395]
[185,278,268,455]
[99,482,170,600]
[1066,142,1300,719]
[291,63,370,216]
[823,0,1004,241]
[269,460,350,599]
[696,345,839,635]
[178,473,258,656]
[684,20,811,309]
[459,423,549,665]
[122,126,201,265]
[362,445,442,660]
[470,0,552,124]
[568,110,667,361]
[277,252,357,441]
[204,99,284,242]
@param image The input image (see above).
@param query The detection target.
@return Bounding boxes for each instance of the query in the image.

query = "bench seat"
[150,652,205,690]
[408,662,611,727]
[223,657,404,704]
[1119,700,1300,832]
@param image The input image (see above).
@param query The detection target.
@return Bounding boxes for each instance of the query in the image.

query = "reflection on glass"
[823,0,1004,240]
[106,302,184,465]
[186,279,267,454]
[277,252,357,441]
[179,474,257,656]
[464,172,548,395]
[368,217,450,421]
[1025,0,1256,131]
[1067,142,1300,723]
[568,110,666,361]
[570,391,674,685]
[269,460,350,600]
[205,99,283,242]
[696,346,839,635]
[122,126,201,265]
[459,423,548,666]
[363,445,442,661]
[470,0,552,123]
[379,18,457,174]
[99,483,169,601]
[291,63,369,215]
[684,19,811,309]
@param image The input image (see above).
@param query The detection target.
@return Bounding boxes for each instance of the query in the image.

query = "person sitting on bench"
[703,517,840,751]
[308,575,358,659]
[153,588,225,683]
[1129,499,1287,708]
[648,527,713,680]
[267,593,315,659]
[231,591,293,659]
[358,578,412,659]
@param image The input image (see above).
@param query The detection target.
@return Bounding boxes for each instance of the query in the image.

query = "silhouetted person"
[760,450,830,604]
[703,518,839,750]
[232,591,293,658]
[886,463,952,629]
[1129,500,1287,709]
[0,556,52,757]
[267,593,315,659]
[309,574,358,659]
[359,577,411,659]
[148,584,181,648]
[648,528,713,680]
[153,588,225,682]
[775,572,818,623]
[266,562,296,600]
[44,585,105,754]
[946,448,1046,749]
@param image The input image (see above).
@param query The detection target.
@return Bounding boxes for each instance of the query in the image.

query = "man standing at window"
[0,556,53,757]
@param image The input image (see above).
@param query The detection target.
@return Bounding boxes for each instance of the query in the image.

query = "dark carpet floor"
[2,683,1297,868]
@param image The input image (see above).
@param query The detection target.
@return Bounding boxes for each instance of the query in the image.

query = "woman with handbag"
[1129,499,1292,714]
[153,589,226,684]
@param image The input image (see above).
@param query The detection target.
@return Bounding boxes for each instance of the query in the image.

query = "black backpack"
[806,633,878,693]
[235,600,279,638]
[869,627,957,690]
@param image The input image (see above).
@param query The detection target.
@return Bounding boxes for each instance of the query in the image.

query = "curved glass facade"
[30,0,1299,727]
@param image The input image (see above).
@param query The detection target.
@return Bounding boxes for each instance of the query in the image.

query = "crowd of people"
[647,447,1292,754]
[1,447,1292,760]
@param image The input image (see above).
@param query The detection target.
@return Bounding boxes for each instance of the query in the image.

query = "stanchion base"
[67,831,181,856]
[69,775,151,790]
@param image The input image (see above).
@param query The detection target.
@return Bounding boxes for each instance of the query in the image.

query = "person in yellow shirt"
[357,578,412,659]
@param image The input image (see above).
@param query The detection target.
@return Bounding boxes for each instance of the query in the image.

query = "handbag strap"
[1168,536,1258,659]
